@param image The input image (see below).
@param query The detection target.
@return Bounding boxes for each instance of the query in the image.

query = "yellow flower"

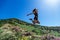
[21,36,29,40]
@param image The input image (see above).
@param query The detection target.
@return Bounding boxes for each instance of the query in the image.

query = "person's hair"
[33,8,37,12]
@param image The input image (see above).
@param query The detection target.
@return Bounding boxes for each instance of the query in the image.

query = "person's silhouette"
[27,8,40,24]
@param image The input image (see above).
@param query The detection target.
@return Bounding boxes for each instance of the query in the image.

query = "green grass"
[0,18,60,40]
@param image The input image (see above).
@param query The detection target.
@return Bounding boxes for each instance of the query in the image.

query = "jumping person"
[27,8,40,24]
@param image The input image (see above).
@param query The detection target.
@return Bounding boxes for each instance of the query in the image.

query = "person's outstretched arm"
[27,13,33,16]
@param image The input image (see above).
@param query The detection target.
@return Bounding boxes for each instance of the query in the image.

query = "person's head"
[33,8,38,13]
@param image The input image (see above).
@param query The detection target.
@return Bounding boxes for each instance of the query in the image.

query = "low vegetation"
[0,18,60,40]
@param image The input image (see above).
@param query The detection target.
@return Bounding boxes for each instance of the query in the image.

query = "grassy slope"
[0,18,60,40]
[0,18,43,34]
[0,18,60,37]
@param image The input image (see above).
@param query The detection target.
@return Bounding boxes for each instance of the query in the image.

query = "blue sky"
[0,0,60,26]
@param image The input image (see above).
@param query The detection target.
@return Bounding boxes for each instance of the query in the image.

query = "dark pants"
[34,16,38,20]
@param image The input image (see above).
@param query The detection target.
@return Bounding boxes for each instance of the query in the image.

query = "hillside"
[0,18,33,27]
[0,18,60,40]
[0,18,46,35]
